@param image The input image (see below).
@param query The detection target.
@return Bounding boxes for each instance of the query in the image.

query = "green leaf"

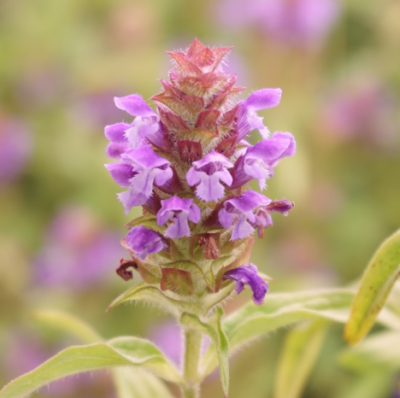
[274,321,327,398]
[339,330,400,373]
[181,308,229,397]
[0,337,182,398]
[113,368,175,398]
[201,289,354,376]
[108,280,235,318]
[107,282,203,317]
[386,280,400,319]
[32,309,102,344]
[225,289,353,348]
[32,310,174,398]
[344,229,400,345]
[108,337,182,383]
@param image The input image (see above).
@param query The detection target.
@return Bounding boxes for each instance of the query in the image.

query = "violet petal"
[104,123,130,143]
[104,163,134,187]
[157,197,200,239]
[186,151,233,202]
[237,88,282,141]
[125,226,167,260]
[223,264,268,305]
[114,94,156,117]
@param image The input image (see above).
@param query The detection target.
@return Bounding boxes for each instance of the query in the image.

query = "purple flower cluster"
[35,205,124,288]
[321,79,398,149]
[214,0,339,49]
[105,39,296,305]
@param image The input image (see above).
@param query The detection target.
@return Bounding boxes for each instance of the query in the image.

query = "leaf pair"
[108,281,236,318]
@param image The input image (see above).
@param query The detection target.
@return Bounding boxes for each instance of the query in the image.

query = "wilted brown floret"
[116,258,138,281]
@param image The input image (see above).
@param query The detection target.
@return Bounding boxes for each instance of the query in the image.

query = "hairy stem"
[182,328,202,398]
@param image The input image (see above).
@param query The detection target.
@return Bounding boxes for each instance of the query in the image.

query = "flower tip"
[253,297,265,306]
[269,88,282,104]
[113,96,123,110]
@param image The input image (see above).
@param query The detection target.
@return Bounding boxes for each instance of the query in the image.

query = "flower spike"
[104,38,295,314]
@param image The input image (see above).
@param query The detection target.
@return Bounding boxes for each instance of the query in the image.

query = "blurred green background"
[0,0,399,396]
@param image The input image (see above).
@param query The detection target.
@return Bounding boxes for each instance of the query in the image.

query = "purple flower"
[252,199,294,238]
[106,146,173,214]
[3,331,49,379]
[105,94,162,158]
[73,90,126,130]
[104,122,131,158]
[322,80,397,148]
[148,319,212,369]
[214,0,339,49]
[0,118,32,185]
[148,320,182,366]
[259,0,339,48]
[157,196,201,239]
[214,0,259,29]
[232,132,296,189]
[223,264,268,305]
[34,205,124,289]
[218,190,271,240]
[237,88,282,141]
[125,226,168,260]
[186,151,233,202]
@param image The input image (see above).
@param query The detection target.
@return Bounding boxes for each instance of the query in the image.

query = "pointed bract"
[186,37,206,59]
[196,109,221,130]
[167,52,202,76]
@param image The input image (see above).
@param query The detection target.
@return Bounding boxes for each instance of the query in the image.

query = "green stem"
[182,328,202,398]
[182,386,200,398]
